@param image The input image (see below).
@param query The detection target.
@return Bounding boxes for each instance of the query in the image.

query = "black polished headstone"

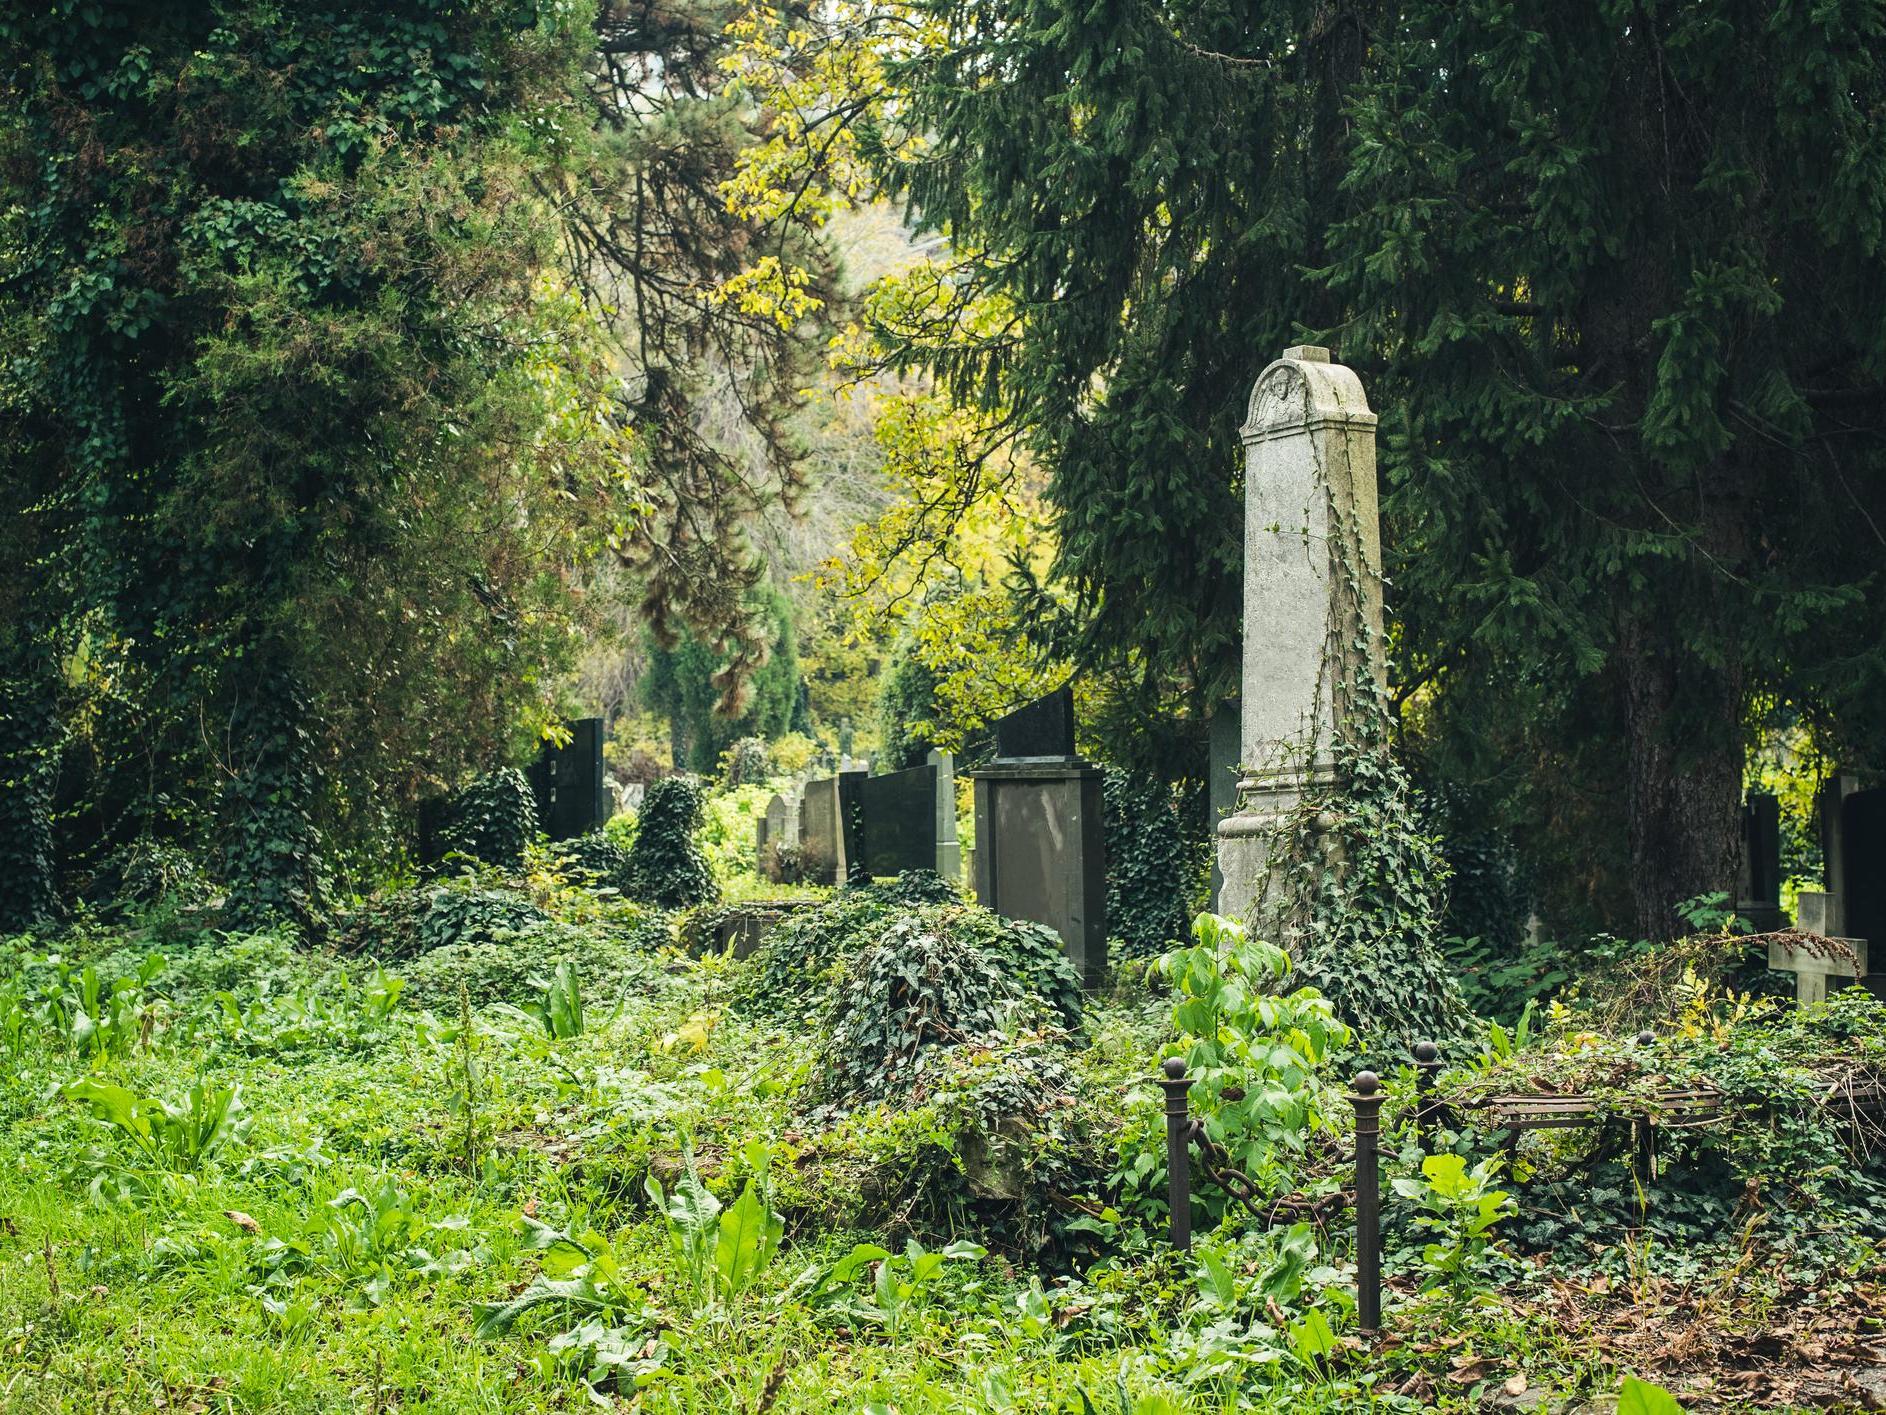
[993,687,1076,762]
[527,717,608,841]
[1842,787,1886,956]
[858,764,939,878]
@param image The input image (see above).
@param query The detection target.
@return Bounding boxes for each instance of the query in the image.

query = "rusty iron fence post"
[1160,1057,1193,1251]
[1631,1029,1657,1182]
[1351,1069,1383,1334]
[1413,1040,1442,1152]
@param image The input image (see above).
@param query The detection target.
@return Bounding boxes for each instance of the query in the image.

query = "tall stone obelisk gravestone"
[1216,346,1386,921]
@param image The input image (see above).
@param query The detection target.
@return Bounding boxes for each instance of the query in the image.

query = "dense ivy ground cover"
[2,876,1878,1411]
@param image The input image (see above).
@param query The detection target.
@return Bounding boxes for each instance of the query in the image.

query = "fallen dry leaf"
[1504,1373,1529,1397]
[222,1210,260,1234]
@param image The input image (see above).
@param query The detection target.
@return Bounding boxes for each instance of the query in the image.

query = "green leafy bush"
[65,1078,249,1175]
[552,831,633,894]
[719,736,772,787]
[1114,913,1351,1227]
[733,888,900,1019]
[437,768,538,870]
[339,882,548,961]
[734,877,1077,1033]
[696,781,774,886]
[942,908,1082,1031]
[396,920,666,1012]
[495,960,589,1039]
[1392,1153,1515,1295]
[623,777,717,908]
[89,838,215,914]
[824,914,1018,1103]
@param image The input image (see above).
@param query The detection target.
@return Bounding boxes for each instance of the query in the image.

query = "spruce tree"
[885,0,1886,937]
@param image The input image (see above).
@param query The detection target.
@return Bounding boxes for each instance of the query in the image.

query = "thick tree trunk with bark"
[1617,605,1744,941]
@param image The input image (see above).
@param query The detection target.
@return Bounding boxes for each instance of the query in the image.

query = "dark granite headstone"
[1841,787,1886,968]
[1737,792,1782,930]
[526,717,608,841]
[858,764,939,878]
[835,769,868,883]
[417,795,449,867]
[993,687,1076,762]
[970,761,1107,990]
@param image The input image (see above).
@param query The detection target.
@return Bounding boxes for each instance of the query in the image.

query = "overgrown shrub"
[735,873,1013,1022]
[0,668,60,933]
[719,736,771,787]
[823,915,1018,1103]
[437,768,538,871]
[1444,985,1886,1257]
[397,919,667,1011]
[871,871,961,908]
[734,888,898,1019]
[943,908,1083,1031]
[1103,768,1194,959]
[338,882,548,961]
[622,777,717,908]
[88,838,215,914]
[553,831,633,894]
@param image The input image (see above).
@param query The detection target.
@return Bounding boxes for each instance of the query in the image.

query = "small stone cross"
[1771,891,1867,1003]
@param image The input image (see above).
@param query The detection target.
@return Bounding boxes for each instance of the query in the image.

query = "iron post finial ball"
[1162,1056,1188,1080]
[1353,1070,1380,1097]
[1414,1040,1439,1063]
[1636,1030,1656,1046]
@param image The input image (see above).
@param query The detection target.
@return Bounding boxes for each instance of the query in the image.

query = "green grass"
[0,913,1844,1413]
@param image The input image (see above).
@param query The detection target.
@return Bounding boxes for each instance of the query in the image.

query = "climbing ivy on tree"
[1103,769,1195,960]
[0,1,631,920]
[0,665,61,933]
[437,769,539,875]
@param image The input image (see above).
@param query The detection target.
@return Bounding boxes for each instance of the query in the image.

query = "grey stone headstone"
[993,687,1076,762]
[969,760,1108,992]
[1218,346,1383,923]
[799,776,840,885]
[764,793,793,845]
[929,749,961,882]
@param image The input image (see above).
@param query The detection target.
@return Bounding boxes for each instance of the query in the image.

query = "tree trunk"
[0,654,61,932]
[1617,609,1743,940]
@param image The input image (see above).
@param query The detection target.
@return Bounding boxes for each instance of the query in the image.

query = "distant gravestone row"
[757,751,960,887]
